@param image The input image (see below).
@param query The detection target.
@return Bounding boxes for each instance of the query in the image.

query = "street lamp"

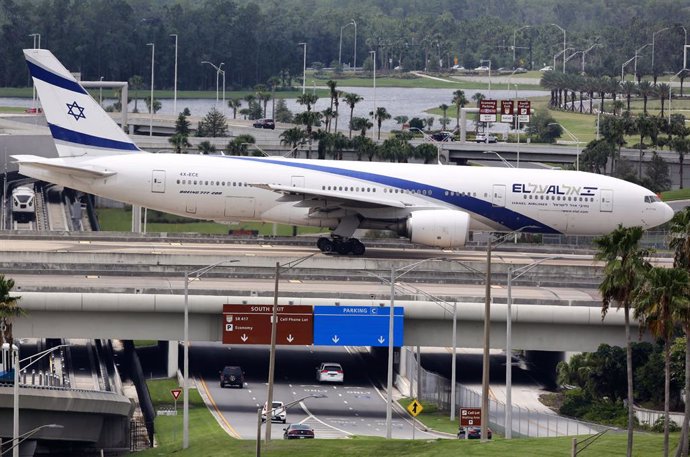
[13,344,68,457]
[505,256,562,439]
[264,254,318,443]
[298,43,307,95]
[549,122,581,171]
[552,48,573,75]
[669,68,686,124]
[4,424,63,457]
[28,34,41,111]
[28,33,40,49]
[170,34,178,115]
[550,23,567,72]
[512,26,531,66]
[339,20,355,68]
[99,76,104,106]
[256,394,325,454]
[201,61,224,109]
[147,43,155,137]
[621,55,636,81]
[370,50,376,140]
[652,27,670,78]
[634,43,652,80]
[183,260,238,449]
[580,43,601,75]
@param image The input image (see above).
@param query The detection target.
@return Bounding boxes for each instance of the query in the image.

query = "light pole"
[28,33,40,49]
[183,260,238,449]
[5,424,63,457]
[353,20,357,70]
[505,256,562,439]
[170,34,178,115]
[512,26,531,66]
[669,68,686,124]
[621,55,636,81]
[147,43,155,136]
[339,20,355,68]
[580,43,601,75]
[201,61,223,108]
[99,76,104,106]
[13,345,68,457]
[480,59,491,91]
[652,27,670,78]
[634,43,652,80]
[298,43,307,95]
[29,34,41,111]
[550,23,567,72]
[549,122,581,171]
[552,48,573,75]
[256,394,325,455]
[370,50,377,140]
[264,254,318,443]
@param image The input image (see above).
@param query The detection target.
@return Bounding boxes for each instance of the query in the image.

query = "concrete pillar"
[131,206,142,233]
[167,341,179,378]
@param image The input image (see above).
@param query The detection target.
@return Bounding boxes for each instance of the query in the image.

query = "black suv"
[252,118,275,130]
[220,366,244,388]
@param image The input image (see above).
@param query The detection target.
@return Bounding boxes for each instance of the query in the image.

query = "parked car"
[283,423,315,439]
[539,65,553,72]
[431,131,454,142]
[474,65,490,71]
[261,400,287,423]
[475,133,497,143]
[316,362,344,383]
[458,426,492,439]
[451,64,465,71]
[219,365,244,388]
[252,118,275,129]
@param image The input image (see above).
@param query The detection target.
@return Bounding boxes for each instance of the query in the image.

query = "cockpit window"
[644,195,662,203]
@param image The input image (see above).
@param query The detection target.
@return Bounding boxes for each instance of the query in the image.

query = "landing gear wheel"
[351,239,366,256]
[317,237,333,253]
[335,239,351,255]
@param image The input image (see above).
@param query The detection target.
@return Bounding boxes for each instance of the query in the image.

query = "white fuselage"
[20,153,672,236]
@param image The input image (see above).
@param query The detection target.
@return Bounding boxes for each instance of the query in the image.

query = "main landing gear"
[316,237,366,256]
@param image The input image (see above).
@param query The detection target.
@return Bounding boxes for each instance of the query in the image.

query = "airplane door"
[492,184,506,207]
[151,170,166,193]
[291,176,305,188]
[600,189,613,212]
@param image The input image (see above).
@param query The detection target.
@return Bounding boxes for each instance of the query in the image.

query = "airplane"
[13,49,673,255]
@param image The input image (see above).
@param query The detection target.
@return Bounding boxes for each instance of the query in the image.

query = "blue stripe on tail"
[49,124,140,151]
[26,60,88,95]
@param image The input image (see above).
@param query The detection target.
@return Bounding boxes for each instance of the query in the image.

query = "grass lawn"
[661,188,690,201]
[140,378,673,457]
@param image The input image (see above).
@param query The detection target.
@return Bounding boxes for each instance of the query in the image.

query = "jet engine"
[406,209,470,248]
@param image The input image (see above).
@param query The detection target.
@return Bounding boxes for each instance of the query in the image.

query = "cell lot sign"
[459,407,482,426]
[222,304,313,345]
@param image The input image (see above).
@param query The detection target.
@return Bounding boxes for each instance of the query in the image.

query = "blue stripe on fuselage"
[230,156,560,234]
[27,60,88,95]
[49,124,140,151]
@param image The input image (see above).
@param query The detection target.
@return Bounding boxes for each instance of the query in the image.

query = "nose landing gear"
[316,237,366,256]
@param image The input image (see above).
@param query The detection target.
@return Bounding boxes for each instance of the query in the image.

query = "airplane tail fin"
[24,49,143,157]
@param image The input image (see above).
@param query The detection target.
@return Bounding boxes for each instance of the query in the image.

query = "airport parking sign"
[479,100,497,122]
[500,100,514,123]
[313,305,404,347]
[222,304,313,345]
[517,100,531,123]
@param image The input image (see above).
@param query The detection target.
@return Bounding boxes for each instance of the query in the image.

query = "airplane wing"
[11,155,117,179]
[252,183,409,209]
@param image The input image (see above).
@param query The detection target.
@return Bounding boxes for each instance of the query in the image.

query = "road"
[190,343,442,440]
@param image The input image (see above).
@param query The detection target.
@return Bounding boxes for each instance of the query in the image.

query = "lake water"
[2,86,547,132]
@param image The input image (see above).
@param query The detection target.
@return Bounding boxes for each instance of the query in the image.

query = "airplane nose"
[663,202,675,223]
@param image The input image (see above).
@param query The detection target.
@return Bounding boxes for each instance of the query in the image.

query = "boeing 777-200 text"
[13,49,673,255]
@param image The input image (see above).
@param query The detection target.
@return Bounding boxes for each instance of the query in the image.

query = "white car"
[539,65,553,72]
[476,133,497,143]
[261,401,287,423]
[474,65,490,71]
[316,362,344,383]
[451,64,465,71]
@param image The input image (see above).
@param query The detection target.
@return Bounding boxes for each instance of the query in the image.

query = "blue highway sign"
[313,305,404,347]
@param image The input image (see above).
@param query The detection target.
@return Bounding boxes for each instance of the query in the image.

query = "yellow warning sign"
[407,399,423,417]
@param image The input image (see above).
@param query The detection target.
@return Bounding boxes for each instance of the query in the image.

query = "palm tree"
[471,92,485,133]
[672,137,690,189]
[0,275,22,347]
[657,83,671,118]
[297,93,319,112]
[267,76,281,119]
[634,266,689,457]
[452,89,467,131]
[620,81,637,113]
[280,127,306,158]
[669,208,690,457]
[343,92,363,138]
[371,107,391,140]
[350,116,373,138]
[227,98,242,119]
[439,103,449,130]
[594,226,652,457]
[128,75,144,113]
[637,81,654,115]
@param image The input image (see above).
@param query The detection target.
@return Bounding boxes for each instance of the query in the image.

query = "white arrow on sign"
[332,335,340,343]
[286,334,294,343]
[378,336,385,344]
[240,334,248,342]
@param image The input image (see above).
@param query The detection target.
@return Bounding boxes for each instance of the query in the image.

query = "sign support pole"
[265,262,279,444]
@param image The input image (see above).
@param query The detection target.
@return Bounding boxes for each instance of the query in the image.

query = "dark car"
[458,426,492,439]
[283,423,315,439]
[252,118,275,129]
[431,131,454,142]
[219,365,244,388]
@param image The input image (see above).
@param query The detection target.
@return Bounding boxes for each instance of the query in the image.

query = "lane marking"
[198,377,241,439]
[299,401,353,436]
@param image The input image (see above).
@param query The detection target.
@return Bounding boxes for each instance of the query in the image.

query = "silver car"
[316,362,344,383]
